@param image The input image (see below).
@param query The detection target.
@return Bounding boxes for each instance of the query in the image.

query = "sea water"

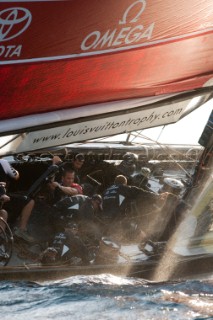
[1,274,213,319]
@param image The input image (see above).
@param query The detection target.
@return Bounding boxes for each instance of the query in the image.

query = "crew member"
[48,168,83,204]
[102,175,167,220]
[0,158,35,243]
[40,223,90,265]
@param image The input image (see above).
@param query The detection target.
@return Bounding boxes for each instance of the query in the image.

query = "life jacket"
[54,194,88,211]
[54,195,89,225]
[52,231,72,261]
[52,230,90,264]
[102,184,127,218]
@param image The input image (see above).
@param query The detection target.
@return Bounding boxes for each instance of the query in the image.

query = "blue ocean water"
[1,275,213,319]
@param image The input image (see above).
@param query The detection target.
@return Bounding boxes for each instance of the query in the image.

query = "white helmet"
[141,167,151,178]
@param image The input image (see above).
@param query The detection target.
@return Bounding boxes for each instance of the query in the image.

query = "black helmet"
[91,194,103,210]
[74,153,85,162]
[123,152,138,165]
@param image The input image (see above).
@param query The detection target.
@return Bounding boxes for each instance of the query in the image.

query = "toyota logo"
[0,7,32,41]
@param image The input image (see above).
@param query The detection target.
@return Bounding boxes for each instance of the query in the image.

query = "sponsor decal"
[16,101,187,153]
[0,7,32,58]
[81,0,155,51]
[0,7,32,41]
[0,44,22,57]
[0,0,212,63]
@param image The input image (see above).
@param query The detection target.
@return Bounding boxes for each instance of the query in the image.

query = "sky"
[105,98,213,145]
[142,99,212,145]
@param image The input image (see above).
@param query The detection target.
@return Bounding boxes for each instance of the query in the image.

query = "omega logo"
[119,0,146,24]
[81,0,154,51]
[0,7,32,42]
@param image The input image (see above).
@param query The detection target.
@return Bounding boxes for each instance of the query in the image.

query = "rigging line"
[156,125,166,142]
[128,130,144,143]
[132,133,195,178]
[134,131,197,160]
[129,128,166,145]
[166,153,194,179]
[0,134,22,150]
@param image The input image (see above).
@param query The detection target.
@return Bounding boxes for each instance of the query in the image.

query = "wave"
[1,275,213,319]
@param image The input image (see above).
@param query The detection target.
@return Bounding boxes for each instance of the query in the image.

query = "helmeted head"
[73,153,85,170]
[118,153,138,176]
[123,152,138,165]
[40,247,58,265]
[91,194,103,210]
[141,167,151,183]
[141,167,151,178]
[114,175,127,185]
[131,167,151,186]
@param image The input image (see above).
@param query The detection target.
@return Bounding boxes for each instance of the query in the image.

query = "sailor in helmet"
[40,222,90,265]
[131,166,152,191]
[40,194,104,265]
[117,152,138,177]
[102,174,167,222]
[51,193,103,246]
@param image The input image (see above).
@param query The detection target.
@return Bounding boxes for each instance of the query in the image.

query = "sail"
[0,0,212,122]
